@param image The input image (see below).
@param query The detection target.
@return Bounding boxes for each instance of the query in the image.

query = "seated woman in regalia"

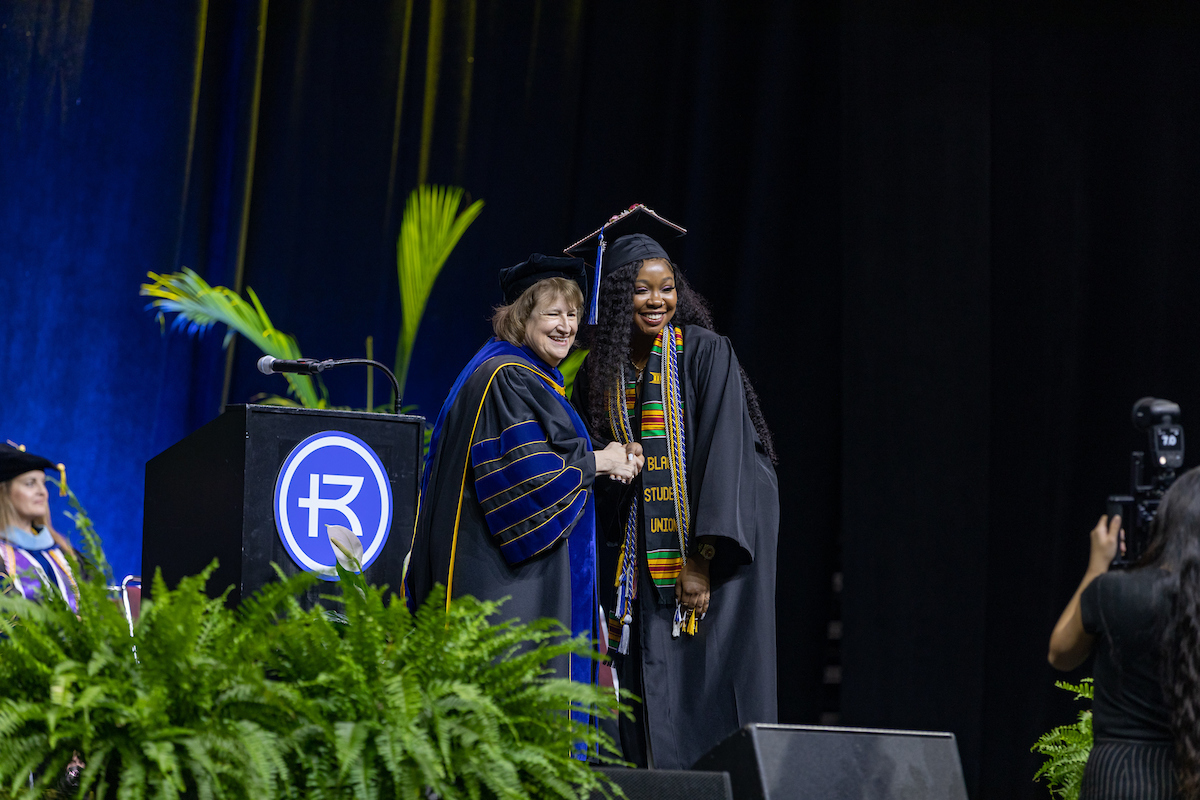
[0,443,78,610]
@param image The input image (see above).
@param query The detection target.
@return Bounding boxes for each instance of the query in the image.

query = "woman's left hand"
[1088,513,1122,574]
[675,557,711,616]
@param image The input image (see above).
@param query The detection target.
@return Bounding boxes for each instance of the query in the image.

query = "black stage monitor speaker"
[691,723,968,800]
[590,767,733,800]
[143,404,423,606]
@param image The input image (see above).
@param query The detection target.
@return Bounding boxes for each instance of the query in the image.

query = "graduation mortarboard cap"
[498,253,590,306]
[564,204,687,324]
[0,442,62,488]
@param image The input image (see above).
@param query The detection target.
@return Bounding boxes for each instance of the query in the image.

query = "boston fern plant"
[0,499,622,799]
[267,574,620,800]
[1032,678,1094,800]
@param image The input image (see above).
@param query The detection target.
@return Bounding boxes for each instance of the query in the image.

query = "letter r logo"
[298,474,365,538]
[274,432,393,581]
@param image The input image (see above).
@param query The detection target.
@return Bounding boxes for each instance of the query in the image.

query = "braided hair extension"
[582,259,777,464]
[1171,556,1200,799]
[1142,467,1200,797]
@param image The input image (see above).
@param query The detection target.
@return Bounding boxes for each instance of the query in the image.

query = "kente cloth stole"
[606,325,693,655]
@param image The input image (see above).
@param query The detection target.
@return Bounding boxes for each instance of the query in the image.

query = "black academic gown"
[405,340,599,687]
[573,324,779,769]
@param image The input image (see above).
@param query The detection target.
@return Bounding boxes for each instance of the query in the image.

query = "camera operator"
[1049,468,1200,800]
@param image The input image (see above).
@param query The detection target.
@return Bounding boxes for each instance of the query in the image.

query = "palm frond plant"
[395,185,484,399]
[559,349,588,399]
[0,489,624,800]
[140,268,326,408]
[1032,678,1094,800]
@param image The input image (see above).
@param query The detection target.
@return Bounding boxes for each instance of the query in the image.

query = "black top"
[1080,568,1172,741]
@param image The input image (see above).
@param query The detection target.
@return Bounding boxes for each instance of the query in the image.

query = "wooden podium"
[142,404,424,605]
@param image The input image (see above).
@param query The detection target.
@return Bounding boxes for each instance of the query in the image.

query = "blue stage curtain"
[0,1,259,580]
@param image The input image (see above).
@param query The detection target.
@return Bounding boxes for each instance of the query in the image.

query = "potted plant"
[0,491,623,799]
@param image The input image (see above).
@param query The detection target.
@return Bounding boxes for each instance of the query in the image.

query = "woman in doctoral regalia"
[1,443,85,789]
[0,443,78,610]
[566,206,780,769]
[404,254,642,690]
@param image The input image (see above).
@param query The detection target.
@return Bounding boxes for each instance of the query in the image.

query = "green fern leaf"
[1032,678,1094,800]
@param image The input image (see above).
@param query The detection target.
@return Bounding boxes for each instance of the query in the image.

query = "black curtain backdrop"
[6,1,1200,797]
[983,10,1200,794]
[838,7,993,785]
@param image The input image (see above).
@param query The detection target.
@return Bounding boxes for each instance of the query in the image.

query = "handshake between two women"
[595,441,644,484]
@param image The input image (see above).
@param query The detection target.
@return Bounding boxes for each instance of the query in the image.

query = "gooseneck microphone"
[257,356,327,375]
[256,356,403,415]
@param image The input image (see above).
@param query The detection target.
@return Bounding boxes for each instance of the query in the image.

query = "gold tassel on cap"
[5,442,67,495]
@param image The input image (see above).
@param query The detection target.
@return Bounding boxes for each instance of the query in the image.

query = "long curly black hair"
[1141,466,1200,797]
[581,259,777,464]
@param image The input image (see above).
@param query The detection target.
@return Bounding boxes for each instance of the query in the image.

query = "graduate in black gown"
[404,255,643,696]
[566,206,780,769]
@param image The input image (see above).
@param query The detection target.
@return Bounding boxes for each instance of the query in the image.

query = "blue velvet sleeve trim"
[472,423,589,565]
[474,450,566,502]
[471,419,545,465]
[497,487,588,564]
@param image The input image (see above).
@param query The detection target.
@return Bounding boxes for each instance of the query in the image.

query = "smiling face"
[6,470,48,530]
[632,258,677,340]
[523,291,579,367]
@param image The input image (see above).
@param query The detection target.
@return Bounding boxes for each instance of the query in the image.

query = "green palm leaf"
[395,185,484,398]
[140,269,325,408]
[558,348,589,399]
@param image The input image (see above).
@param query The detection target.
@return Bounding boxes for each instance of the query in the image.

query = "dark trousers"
[1080,738,1175,800]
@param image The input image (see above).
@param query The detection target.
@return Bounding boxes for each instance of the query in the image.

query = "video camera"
[1106,397,1185,568]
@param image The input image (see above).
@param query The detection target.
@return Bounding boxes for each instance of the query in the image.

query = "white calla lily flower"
[326,524,364,572]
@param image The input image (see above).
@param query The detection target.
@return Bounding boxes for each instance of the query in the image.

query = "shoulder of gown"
[679,324,769,564]
[468,359,596,566]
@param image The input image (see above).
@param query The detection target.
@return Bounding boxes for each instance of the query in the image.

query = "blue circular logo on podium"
[274,431,393,580]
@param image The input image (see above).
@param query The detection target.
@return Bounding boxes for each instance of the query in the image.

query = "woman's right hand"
[595,441,641,484]
[1048,512,1121,671]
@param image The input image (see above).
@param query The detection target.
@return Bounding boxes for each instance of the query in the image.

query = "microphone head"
[256,355,276,375]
